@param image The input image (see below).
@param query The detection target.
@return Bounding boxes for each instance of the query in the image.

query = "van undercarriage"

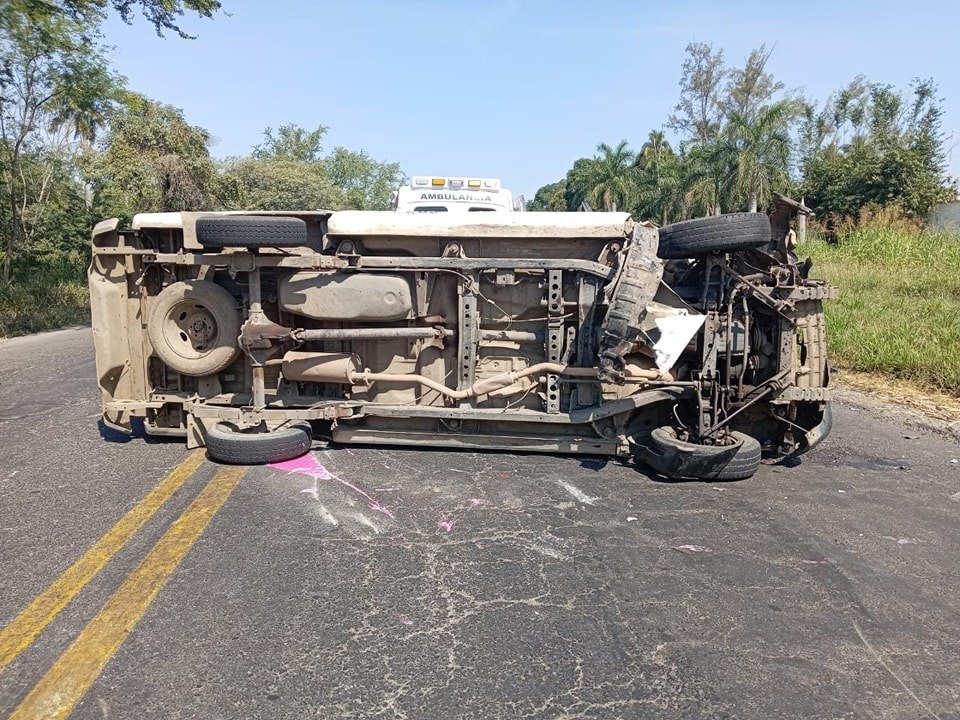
[89,209,835,479]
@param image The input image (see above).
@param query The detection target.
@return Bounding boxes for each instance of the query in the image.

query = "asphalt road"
[1,327,959,720]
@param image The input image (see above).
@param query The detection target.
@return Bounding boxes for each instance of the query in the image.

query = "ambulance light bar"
[411,176,501,191]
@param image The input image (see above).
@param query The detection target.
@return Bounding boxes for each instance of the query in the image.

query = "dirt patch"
[833,368,960,441]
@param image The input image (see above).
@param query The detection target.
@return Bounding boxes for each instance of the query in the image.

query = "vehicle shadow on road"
[578,457,609,472]
[97,418,176,445]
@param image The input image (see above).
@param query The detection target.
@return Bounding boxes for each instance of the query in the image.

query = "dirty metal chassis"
[97,236,823,461]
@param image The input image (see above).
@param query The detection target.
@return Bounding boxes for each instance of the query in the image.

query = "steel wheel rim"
[161,300,221,360]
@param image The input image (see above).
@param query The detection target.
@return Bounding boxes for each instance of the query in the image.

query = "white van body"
[394,176,516,212]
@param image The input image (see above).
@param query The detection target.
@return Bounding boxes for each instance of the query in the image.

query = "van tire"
[638,427,762,480]
[196,216,308,249]
[205,422,312,465]
[148,280,240,376]
[657,213,771,259]
[710,431,762,480]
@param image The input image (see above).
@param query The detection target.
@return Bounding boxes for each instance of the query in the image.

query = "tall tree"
[638,130,671,180]
[220,124,404,211]
[0,11,118,280]
[526,179,567,211]
[567,140,640,212]
[719,100,795,212]
[562,157,593,210]
[667,43,799,214]
[801,78,954,217]
[3,0,223,38]
[668,42,727,147]
[668,43,728,213]
[323,146,403,210]
[85,93,216,219]
[252,124,327,163]
[680,143,725,218]
[723,44,783,121]
[636,131,681,224]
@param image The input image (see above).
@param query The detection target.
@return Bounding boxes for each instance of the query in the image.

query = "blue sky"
[102,0,960,198]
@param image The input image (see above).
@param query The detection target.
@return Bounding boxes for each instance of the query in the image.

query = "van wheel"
[196,216,308,249]
[657,213,771,259]
[636,427,762,480]
[148,280,240,376]
[205,422,312,465]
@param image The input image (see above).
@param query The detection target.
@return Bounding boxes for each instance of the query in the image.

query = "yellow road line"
[10,465,247,720]
[0,449,207,674]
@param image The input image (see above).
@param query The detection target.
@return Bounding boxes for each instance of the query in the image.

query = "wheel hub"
[169,303,220,355]
[186,312,216,346]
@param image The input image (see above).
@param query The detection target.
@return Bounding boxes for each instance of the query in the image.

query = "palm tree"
[718,100,795,212]
[568,140,640,212]
[639,131,671,179]
[676,143,724,218]
[636,131,684,224]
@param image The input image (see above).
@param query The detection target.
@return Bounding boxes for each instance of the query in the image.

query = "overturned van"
[89,209,835,479]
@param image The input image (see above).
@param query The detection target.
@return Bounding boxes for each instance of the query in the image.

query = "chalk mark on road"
[852,620,943,720]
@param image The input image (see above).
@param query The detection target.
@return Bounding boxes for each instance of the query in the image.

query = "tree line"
[4,6,956,289]
[528,43,955,226]
[0,0,403,282]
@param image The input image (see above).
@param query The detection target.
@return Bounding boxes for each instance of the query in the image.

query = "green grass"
[0,257,90,338]
[798,220,960,395]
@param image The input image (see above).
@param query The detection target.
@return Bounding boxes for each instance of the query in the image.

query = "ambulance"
[393,176,519,212]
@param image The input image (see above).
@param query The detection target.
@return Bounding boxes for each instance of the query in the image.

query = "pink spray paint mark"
[391,612,414,626]
[438,498,484,533]
[671,544,712,555]
[269,453,395,519]
[272,453,333,479]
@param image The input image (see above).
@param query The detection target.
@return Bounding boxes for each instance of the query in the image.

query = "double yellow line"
[1,451,247,720]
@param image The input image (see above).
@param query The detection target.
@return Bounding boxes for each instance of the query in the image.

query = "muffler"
[281,351,362,383]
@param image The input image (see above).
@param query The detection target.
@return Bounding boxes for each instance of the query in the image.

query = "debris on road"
[671,544,712,554]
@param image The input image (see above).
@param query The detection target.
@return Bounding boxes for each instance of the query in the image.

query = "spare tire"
[196,215,308,249]
[148,280,241,376]
[205,422,312,465]
[657,213,770,259]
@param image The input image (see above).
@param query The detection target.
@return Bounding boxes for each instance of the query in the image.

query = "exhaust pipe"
[281,351,672,398]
